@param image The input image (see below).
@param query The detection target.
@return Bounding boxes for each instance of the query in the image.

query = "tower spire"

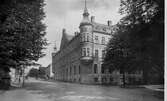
[80,0,92,27]
[85,0,87,10]
[83,0,89,17]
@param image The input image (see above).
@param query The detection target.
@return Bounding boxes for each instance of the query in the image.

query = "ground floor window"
[102,77,107,83]
[94,64,98,74]
[94,77,98,82]
[78,66,80,74]
[101,64,105,73]
[74,66,76,75]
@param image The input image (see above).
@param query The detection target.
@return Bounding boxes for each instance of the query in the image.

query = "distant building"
[52,1,119,84]
[45,64,54,79]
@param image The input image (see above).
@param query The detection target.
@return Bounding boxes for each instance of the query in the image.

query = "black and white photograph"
[0,0,165,101]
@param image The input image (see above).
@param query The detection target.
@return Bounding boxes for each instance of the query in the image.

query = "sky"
[37,0,123,67]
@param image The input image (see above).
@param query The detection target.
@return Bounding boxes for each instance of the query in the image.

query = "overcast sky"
[37,0,123,67]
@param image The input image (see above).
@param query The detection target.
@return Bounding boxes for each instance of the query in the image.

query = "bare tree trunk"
[122,70,126,87]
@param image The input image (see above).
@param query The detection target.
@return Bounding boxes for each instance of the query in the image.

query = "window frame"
[95,49,98,58]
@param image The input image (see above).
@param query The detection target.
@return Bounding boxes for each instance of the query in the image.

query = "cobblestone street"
[0,78,164,101]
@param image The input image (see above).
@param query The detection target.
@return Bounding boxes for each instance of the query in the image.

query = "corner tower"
[79,0,93,62]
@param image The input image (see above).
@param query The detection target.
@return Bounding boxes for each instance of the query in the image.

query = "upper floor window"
[81,27,87,32]
[82,48,86,56]
[95,35,99,43]
[87,48,90,56]
[87,33,91,42]
[102,50,106,59]
[95,49,98,57]
[101,37,105,44]
[83,34,86,42]
[108,38,111,42]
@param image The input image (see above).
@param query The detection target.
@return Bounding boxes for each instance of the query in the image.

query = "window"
[108,38,111,42]
[94,78,98,82]
[95,50,98,57]
[74,66,76,75]
[80,35,82,42]
[83,27,87,32]
[95,35,99,43]
[78,66,81,74]
[83,34,86,42]
[101,37,105,44]
[94,64,98,73]
[101,64,105,73]
[82,48,86,56]
[66,68,68,76]
[87,48,90,56]
[87,33,90,42]
[70,67,71,75]
[109,68,112,73]
[102,50,105,59]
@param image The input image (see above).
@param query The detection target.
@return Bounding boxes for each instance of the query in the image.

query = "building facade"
[52,3,121,84]
[45,64,54,79]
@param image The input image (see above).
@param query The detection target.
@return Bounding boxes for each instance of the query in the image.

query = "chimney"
[91,16,95,22]
[62,28,66,34]
[107,20,112,26]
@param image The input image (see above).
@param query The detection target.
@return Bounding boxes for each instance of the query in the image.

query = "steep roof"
[92,22,113,34]
[66,34,73,41]
[60,31,74,50]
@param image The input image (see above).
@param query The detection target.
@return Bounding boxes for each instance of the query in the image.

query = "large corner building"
[52,2,119,84]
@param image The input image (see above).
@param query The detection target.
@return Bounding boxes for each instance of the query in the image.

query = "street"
[0,78,163,101]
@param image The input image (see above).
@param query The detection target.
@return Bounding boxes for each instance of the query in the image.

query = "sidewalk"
[143,85,164,92]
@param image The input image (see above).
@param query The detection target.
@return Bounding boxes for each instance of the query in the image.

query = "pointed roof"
[83,0,89,17]
[91,22,113,34]
[60,29,73,50]
[80,0,92,27]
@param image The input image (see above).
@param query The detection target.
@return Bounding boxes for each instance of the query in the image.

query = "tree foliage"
[28,68,39,77]
[0,0,47,72]
[104,0,164,83]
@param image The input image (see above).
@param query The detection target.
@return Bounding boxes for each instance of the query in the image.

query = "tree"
[0,0,47,74]
[104,0,164,85]
[28,68,39,78]
[38,67,46,79]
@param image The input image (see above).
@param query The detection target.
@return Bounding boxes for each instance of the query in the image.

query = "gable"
[60,32,73,50]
